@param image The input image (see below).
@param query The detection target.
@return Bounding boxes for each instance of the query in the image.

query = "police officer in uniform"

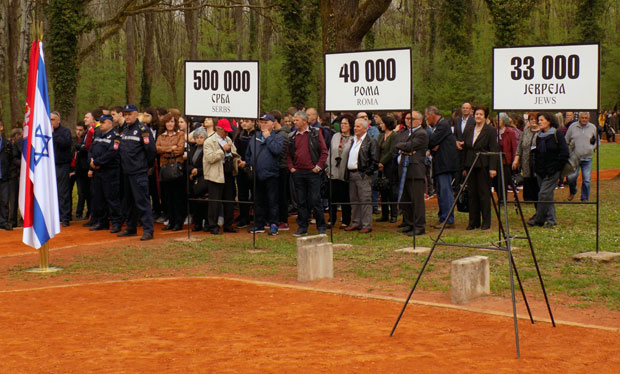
[117,104,156,240]
[88,115,123,233]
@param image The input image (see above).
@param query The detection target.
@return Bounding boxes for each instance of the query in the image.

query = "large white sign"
[185,61,259,119]
[324,48,412,112]
[493,44,599,111]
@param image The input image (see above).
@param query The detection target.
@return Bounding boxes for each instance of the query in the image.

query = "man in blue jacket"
[246,113,283,235]
[427,106,459,229]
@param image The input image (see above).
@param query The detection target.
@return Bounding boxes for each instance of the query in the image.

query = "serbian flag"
[18,41,60,249]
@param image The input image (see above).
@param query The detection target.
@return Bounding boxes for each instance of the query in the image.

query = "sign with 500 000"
[324,48,412,112]
[185,60,259,119]
[493,44,599,111]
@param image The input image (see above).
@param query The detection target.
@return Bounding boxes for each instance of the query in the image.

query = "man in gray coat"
[566,112,598,202]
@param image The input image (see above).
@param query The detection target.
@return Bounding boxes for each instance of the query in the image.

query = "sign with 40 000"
[493,44,599,111]
[324,48,412,112]
[185,61,259,119]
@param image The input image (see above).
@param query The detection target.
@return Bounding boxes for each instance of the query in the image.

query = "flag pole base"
[24,242,62,273]
[25,266,62,273]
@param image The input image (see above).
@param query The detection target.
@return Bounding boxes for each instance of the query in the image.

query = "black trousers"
[149,166,162,217]
[207,174,235,230]
[123,172,154,234]
[236,171,252,225]
[380,184,398,220]
[467,168,492,228]
[91,168,122,227]
[0,179,9,226]
[329,179,351,226]
[255,176,279,227]
[161,176,186,227]
[75,169,91,217]
[8,176,19,226]
[278,168,290,224]
[400,178,425,230]
[56,163,72,222]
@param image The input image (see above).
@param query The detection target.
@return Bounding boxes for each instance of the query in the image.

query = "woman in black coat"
[461,106,499,230]
[529,112,569,228]
[188,127,208,231]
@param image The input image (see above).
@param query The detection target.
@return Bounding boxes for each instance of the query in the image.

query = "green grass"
[598,142,620,169]
[11,147,620,314]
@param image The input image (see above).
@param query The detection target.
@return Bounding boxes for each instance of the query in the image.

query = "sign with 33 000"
[324,48,412,112]
[493,44,599,111]
[185,61,259,119]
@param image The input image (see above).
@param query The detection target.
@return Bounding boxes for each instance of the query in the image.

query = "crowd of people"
[0,102,610,239]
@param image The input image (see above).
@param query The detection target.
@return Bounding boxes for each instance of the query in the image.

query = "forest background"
[0,0,619,132]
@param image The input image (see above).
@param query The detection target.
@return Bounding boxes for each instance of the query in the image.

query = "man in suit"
[454,102,475,142]
[427,106,460,229]
[394,111,428,236]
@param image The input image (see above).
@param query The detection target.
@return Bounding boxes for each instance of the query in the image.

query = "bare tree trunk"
[155,11,180,108]
[184,0,199,60]
[140,11,155,110]
[259,0,272,64]
[6,0,21,131]
[233,2,243,60]
[125,15,137,104]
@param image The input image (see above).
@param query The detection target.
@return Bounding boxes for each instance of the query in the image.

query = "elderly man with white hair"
[344,117,378,233]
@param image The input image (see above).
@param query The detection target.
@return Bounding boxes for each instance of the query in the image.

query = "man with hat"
[88,115,123,233]
[117,104,156,240]
[246,113,283,235]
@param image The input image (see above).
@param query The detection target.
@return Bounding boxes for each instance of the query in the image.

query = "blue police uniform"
[119,116,156,237]
[88,126,122,231]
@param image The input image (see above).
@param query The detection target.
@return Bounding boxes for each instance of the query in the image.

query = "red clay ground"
[1,277,620,374]
[0,168,618,372]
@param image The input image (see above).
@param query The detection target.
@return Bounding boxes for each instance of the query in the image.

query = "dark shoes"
[140,232,153,241]
[293,228,308,237]
[389,217,397,223]
[430,222,455,229]
[82,221,94,227]
[527,218,543,227]
[376,217,389,222]
[117,230,137,237]
[223,227,237,233]
[397,226,413,233]
[110,226,122,234]
[61,221,70,227]
[172,225,183,231]
[543,222,556,228]
[89,224,108,231]
[1,224,12,231]
[192,226,203,232]
[466,225,479,230]
[406,228,425,236]
[162,224,173,231]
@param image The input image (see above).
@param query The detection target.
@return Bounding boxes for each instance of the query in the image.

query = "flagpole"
[26,242,62,273]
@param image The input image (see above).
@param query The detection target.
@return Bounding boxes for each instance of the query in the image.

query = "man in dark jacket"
[246,113,283,235]
[344,117,378,233]
[427,106,460,228]
[394,111,428,236]
[73,122,90,220]
[51,111,73,226]
[287,111,329,236]
[117,104,156,241]
[8,128,22,228]
[0,121,13,230]
[272,110,291,230]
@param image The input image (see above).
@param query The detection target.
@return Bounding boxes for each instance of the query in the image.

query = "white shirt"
[347,132,367,170]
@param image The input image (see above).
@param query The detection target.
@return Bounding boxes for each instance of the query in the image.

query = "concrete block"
[395,247,431,255]
[451,255,490,305]
[573,251,620,263]
[297,239,333,282]
[296,234,328,248]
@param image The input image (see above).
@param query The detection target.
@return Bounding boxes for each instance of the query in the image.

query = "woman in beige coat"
[203,119,240,234]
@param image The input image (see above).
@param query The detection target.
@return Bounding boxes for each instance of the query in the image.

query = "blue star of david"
[34,125,51,165]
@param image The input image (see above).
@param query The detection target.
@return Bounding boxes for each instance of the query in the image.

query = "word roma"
[354,85,380,106]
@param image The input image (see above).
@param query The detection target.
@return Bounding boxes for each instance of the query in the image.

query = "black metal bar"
[186,122,191,240]
[433,242,508,251]
[512,182,556,327]
[503,200,597,205]
[596,110,600,253]
[490,182,534,324]
[391,153,480,337]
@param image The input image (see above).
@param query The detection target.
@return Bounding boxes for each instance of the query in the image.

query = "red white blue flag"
[19,41,60,249]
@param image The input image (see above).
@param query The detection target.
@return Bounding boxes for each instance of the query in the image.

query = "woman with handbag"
[203,119,240,235]
[376,114,398,223]
[188,127,208,231]
[461,106,499,230]
[327,113,354,229]
[156,113,186,231]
